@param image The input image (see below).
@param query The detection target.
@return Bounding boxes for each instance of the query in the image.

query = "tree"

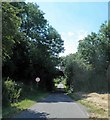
[64,22,109,92]
[2,2,21,63]
[2,2,64,91]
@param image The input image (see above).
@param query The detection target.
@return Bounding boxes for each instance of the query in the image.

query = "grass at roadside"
[68,92,108,119]
[3,90,49,118]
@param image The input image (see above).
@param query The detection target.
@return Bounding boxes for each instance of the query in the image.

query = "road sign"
[35,77,40,82]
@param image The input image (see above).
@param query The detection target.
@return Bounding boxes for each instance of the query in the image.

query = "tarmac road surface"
[13,93,89,119]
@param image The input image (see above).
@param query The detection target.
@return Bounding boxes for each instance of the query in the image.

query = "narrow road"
[14,93,89,119]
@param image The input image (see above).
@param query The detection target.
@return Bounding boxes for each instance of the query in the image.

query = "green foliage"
[3,78,22,106]
[63,53,89,91]
[54,76,66,88]
[3,88,49,118]
[2,2,22,63]
[63,22,109,92]
[2,80,9,107]
[2,2,64,91]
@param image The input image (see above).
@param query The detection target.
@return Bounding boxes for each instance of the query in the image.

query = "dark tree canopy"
[2,2,64,91]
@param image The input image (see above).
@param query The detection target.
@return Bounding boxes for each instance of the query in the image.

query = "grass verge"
[68,92,108,119]
[3,90,49,118]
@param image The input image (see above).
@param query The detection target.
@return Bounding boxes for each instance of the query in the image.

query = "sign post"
[35,77,40,89]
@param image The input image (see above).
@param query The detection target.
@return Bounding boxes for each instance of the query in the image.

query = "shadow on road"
[6,109,50,119]
[39,93,74,103]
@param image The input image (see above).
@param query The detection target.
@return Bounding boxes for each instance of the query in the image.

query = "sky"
[26,1,108,56]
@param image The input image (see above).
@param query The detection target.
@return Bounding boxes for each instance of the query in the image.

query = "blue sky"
[26,1,108,56]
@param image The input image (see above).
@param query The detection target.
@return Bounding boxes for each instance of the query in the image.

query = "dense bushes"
[2,77,44,107]
[2,78,22,106]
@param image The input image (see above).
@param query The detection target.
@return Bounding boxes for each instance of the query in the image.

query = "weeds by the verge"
[69,92,108,119]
